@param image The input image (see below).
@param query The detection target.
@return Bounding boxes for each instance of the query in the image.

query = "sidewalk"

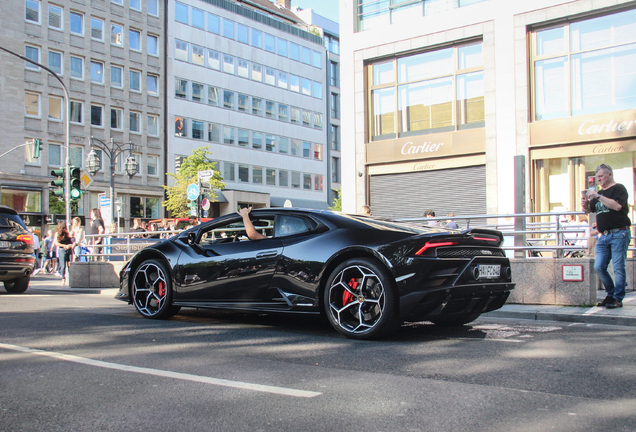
[18,275,636,327]
[484,290,636,327]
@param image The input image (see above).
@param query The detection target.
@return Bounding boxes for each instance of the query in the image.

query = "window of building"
[147,34,158,55]
[302,110,311,127]
[532,9,636,120]
[223,18,234,39]
[314,113,323,129]
[301,47,311,65]
[252,132,262,150]
[111,108,123,129]
[223,126,235,145]
[25,92,40,117]
[175,117,187,136]
[291,139,300,156]
[70,101,83,123]
[238,129,249,147]
[291,172,301,189]
[237,24,248,43]
[331,125,339,150]
[90,104,103,126]
[49,143,62,166]
[147,74,158,95]
[129,70,141,91]
[111,23,123,45]
[70,146,83,169]
[147,115,159,136]
[330,61,338,86]
[190,82,202,102]
[278,72,288,89]
[314,144,323,160]
[325,34,340,55]
[175,2,188,24]
[129,111,141,133]
[265,135,275,152]
[369,42,484,140]
[207,50,220,70]
[223,162,235,181]
[26,0,40,23]
[223,55,234,74]
[223,90,234,109]
[111,0,123,5]
[251,63,262,82]
[332,157,340,182]
[208,123,220,142]
[208,86,219,106]
[148,0,158,16]
[266,168,276,186]
[314,174,323,191]
[265,34,275,53]
[278,104,288,121]
[111,65,123,87]
[279,170,289,187]
[290,107,300,124]
[192,8,204,28]
[238,59,249,78]
[312,51,322,68]
[70,11,83,35]
[331,93,339,119]
[48,4,62,30]
[192,45,204,66]
[252,97,263,116]
[208,13,219,34]
[175,40,188,61]
[279,137,289,154]
[303,173,312,190]
[302,141,311,158]
[70,55,84,79]
[265,67,276,86]
[289,75,300,93]
[90,61,103,83]
[192,120,204,139]
[266,101,275,118]
[129,29,141,51]
[25,45,39,70]
[289,42,299,61]
[48,96,63,121]
[253,167,263,184]
[277,38,287,57]
[48,50,62,75]
[238,94,248,112]
[238,164,249,182]
[301,78,312,96]
[251,29,262,48]
[91,17,103,40]
[129,0,141,11]
[130,197,160,219]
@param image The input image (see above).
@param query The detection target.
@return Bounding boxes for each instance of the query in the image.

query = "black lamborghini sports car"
[116,208,514,339]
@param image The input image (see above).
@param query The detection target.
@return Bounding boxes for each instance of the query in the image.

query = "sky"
[280,0,340,24]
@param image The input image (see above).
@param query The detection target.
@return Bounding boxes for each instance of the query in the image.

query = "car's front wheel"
[132,259,180,319]
[4,276,30,294]
[324,258,400,340]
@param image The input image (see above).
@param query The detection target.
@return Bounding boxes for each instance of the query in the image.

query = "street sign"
[201,198,210,211]
[187,183,200,200]
[198,170,213,184]
[80,172,93,189]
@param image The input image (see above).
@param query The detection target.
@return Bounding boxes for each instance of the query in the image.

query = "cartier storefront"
[530,109,636,217]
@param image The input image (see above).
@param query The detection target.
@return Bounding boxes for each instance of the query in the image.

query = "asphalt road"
[1,284,635,432]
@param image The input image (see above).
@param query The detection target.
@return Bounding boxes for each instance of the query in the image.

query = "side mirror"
[187,231,197,246]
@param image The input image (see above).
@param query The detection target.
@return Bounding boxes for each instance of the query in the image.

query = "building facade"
[167,0,330,215]
[340,0,636,221]
[0,0,166,230]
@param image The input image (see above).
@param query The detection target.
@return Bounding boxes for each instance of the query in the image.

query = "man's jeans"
[594,229,631,301]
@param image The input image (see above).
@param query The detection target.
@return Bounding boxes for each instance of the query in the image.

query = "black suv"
[0,205,35,293]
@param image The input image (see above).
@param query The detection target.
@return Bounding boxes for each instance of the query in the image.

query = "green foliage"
[48,191,78,214]
[329,189,342,212]
[163,146,226,218]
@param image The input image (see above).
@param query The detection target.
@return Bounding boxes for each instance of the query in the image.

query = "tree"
[163,146,225,218]
[329,189,341,212]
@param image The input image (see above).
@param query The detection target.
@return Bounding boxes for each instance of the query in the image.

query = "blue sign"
[187,183,200,200]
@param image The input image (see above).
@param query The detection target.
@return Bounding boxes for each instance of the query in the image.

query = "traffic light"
[69,166,82,201]
[32,139,42,159]
[50,168,65,199]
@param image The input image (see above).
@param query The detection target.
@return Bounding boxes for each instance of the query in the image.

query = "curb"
[484,308,636,327]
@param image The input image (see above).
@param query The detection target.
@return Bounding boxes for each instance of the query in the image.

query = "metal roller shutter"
[369,165,487,219]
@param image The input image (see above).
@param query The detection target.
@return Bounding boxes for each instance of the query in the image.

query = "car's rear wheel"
[132,259,180,319]
[324,258,400,340]
[430,312,481,327]
[3,276,30,294]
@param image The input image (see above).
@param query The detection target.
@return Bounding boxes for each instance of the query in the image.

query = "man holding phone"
[581,164,631,308]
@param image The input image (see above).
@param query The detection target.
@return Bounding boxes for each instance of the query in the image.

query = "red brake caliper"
[157,281,166,297]
[342,278,358,305]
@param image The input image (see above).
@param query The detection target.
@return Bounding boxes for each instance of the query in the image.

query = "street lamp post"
[86,137,139,230]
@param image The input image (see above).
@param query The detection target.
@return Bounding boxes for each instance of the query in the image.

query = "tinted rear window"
[0,214,25,228]
[349,216,427,234]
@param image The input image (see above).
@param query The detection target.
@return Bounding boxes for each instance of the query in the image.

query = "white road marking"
[0,342,321,398]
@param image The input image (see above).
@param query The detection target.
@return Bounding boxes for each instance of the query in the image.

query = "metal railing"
[396,211,634,258]
[80,229,183,261]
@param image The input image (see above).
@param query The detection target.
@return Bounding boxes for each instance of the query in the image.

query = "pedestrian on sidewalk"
[54,221,73,284]
[581,164,631,309]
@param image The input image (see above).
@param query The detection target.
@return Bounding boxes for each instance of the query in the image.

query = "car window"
[0,214,25,229]
[199,217,274,245]
[276,215,311,237]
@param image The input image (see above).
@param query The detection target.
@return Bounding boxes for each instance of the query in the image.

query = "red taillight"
[16,234,34,246]
[473,236,498,242]
[415,241,457,255]
[16,258,36,263]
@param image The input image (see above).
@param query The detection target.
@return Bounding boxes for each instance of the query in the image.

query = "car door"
[175,215,282,302]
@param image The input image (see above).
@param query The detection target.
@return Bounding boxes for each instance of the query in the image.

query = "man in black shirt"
[88,208,105,261]
[581,164,632,308]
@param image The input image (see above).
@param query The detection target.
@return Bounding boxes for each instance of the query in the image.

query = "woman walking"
[54,221,73,284]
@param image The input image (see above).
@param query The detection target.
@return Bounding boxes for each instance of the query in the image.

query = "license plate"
[0,241,9,248]
[478,264,500,279]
